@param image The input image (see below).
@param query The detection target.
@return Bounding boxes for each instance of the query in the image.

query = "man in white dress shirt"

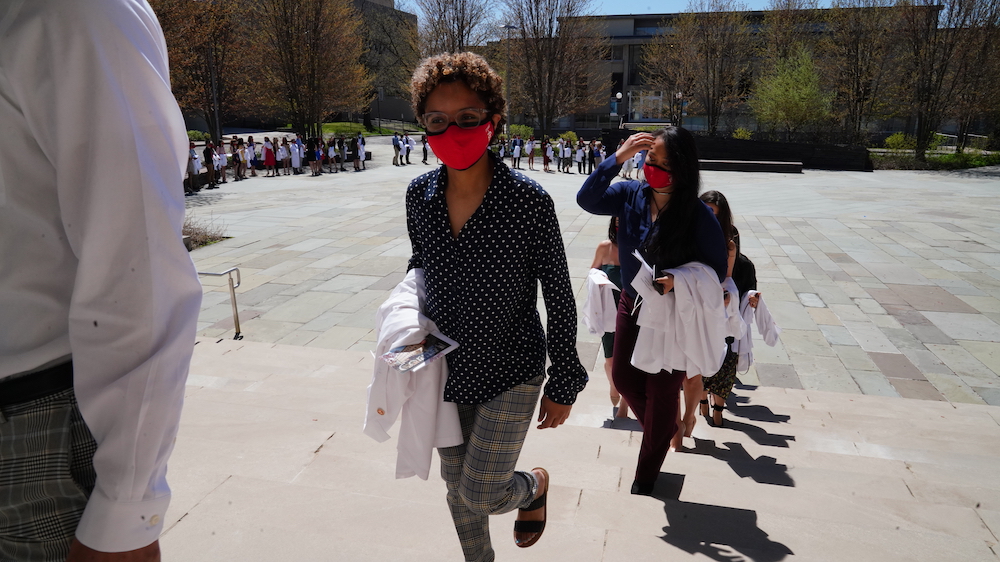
[0,0,202,560]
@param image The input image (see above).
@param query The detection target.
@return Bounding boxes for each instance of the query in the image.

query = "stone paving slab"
[187,137,1000,404]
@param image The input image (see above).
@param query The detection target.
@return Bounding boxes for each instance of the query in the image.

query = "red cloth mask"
[427,122,495,170]
[644,162,672,190]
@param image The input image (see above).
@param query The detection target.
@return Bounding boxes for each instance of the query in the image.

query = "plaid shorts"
[0,388,97,562]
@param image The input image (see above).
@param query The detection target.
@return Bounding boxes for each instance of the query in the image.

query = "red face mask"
[644,163,672,190]
[427,122,495,170]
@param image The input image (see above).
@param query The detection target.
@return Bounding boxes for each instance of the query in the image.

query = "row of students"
[368,51,780,562]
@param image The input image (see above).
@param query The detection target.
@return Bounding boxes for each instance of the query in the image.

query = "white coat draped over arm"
[582,268,618,335]
[735,290,782,371]
[365,268,463,480]
[629,262,728,377]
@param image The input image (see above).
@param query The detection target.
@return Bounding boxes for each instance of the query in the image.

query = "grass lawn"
[320,122,423,136]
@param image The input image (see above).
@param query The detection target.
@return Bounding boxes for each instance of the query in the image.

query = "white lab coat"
[722,277,747,342]
[582,268,618,334]
[735,291,781,371]
[365,268,463,480]
[629,261,728,378]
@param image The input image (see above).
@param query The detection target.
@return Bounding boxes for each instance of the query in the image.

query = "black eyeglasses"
[421,108,492,134]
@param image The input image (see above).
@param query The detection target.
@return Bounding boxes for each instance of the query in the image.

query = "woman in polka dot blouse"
[404,52,588,559]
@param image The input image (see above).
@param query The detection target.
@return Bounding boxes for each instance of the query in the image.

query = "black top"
[405,154,588,406]
[730,227,758,300]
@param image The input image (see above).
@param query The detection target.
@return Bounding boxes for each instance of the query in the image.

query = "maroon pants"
[612,292,685,485]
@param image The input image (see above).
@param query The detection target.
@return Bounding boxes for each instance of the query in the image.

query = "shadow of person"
[649,473,793,561]
[602,414,643,432]
[686,438,795,487]
[727,390,792,425]
[721,418,796,448]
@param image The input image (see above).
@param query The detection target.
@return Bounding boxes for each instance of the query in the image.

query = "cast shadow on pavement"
[729,383,793,424]
[650,473,794,562]
[685,438,795,487]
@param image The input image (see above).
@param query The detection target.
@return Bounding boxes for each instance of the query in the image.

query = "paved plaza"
[167,135,1000,560]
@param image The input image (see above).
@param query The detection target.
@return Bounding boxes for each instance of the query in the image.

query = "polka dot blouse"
[405,154,588,406]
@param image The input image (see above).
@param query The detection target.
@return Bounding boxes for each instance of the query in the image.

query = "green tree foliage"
[751,46,831,139]
[509,124,535,138]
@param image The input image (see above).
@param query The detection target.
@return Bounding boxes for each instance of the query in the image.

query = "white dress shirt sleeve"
[0,0,202,552]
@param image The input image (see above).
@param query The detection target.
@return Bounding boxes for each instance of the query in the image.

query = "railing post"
[196,267,243,340]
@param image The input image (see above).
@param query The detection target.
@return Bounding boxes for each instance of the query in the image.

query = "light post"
[501,24,518,136]
[674,91,683,127]
[616,92,623,129]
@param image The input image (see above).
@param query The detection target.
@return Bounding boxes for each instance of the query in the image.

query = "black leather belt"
[0,361,74,407]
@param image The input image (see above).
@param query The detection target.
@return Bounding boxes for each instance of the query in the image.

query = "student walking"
[577,128,727,495]
[406,52,587,560]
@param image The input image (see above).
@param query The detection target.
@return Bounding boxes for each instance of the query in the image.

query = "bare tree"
[896,0,979,160]
[819,0,902,144]
[760,0,821,63]
[415,0,495,55]
[152,0,254,141]
[643,0,753,136]
[949,0,1000,152]
[501,0,612,136]
[257,0,373,138]
[359,1,420,129]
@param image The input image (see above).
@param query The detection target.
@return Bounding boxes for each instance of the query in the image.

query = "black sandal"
[514,468,548,548]
[699,399,710,417]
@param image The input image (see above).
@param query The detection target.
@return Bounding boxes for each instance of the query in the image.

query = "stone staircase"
[160,337,1000,561]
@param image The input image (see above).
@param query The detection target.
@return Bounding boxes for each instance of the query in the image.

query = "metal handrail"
[197,267,243,340]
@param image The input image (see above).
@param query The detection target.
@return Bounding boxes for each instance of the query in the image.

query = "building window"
[633,18,666,36]
[603,45,624,61]
[628,45,644,86]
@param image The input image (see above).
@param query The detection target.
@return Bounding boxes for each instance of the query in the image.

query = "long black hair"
[640,126,703,271]
[699,190,734,247]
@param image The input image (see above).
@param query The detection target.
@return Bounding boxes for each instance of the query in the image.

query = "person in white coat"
[588,218,630,420]
[576,127,728,495]
[699,190,762,427]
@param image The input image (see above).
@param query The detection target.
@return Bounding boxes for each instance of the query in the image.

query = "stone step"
[164,338,1000,561]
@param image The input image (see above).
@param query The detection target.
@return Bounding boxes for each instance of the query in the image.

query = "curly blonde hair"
[410,52,506,128]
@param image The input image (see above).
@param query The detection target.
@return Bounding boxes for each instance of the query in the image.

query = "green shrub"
[884,132,916,150]
[931,133,949,150]
[633,126,661,133]
[187,130,210,142]
[870,153,928,170]
[560,131,579,146]
[732,128,753,140]
[509,124,534,139]
[871,150,1000,170]
[927,151,1000,170]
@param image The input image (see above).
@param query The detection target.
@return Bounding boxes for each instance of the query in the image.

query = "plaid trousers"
[438,375,543,562]
[0,388,97,562]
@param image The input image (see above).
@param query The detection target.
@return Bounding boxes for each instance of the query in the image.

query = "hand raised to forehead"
[615,133,654,165]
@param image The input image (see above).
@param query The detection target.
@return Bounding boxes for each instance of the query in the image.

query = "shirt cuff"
[543,366,589,406]
[75,488,170,552]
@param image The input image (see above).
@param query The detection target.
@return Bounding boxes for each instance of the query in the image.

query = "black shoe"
[630,481,655,496]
